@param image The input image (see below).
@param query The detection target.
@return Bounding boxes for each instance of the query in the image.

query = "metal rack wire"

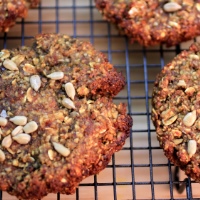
[0,0,199,199]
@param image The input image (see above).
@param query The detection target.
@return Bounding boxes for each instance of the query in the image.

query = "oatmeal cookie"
[95,0,200,46]
[0,33,132,199]
[152,42,200,181]
[0,0,40,32]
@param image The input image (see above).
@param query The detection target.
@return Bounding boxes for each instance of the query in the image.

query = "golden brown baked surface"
[0,33,132,199]
[152,42,200,182]
[95,0,200,46]
[0,0,40,32]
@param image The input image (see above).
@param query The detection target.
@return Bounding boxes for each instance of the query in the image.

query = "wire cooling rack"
[0,0,200,199]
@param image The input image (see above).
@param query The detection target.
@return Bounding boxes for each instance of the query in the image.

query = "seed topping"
[30,75,41,91]
[65,82,76,100]
[183,110,196,127]
[3,59,18,71]
[0,150,5,162]
[163,2,182,12]
[11,126,23,137]
[177,80,186,87]
[2,135,12,148]
[13,133,31,144]
[48,149,54,160]
[10,116,27,126]
[0,50,10,60]
[52,142,70,157]
[0,117,8,126]
[23,63,37,74]
[187,140,197,158]
[47,72,64,80]
[162,115,178,126]
[11,55,25,66]
[62,98,75,109]
[173,139,183,145]
[23,121,38,134]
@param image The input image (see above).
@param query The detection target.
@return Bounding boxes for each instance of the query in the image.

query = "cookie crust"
[0,0,40,32]
[95,0,200,46]
[152,42,200,181]
[0,33,132,199]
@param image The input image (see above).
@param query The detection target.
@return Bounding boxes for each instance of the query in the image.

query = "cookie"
[95,0,200,46]
[0,33,132,199]
[152,42,200,181]
[0,0,40,32]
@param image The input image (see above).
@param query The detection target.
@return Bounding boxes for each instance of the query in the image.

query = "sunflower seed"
[177,80,186,87]
[47,72,64,80]
[162,115,178,126]
[65,82,75,100]
[23,121,38,134]
[13,133,31,144]
[26,87,34,102]
[189,54,199,60]
[161,108,175,119]
[2,135,12,148]
[0,117,8,126]
[11,126,23,137]
[7,148,14,155]
[10,116,27,126]
[169,21,179,27]
[62,98,75,109]
[185,87,195,96]
[196,3,200,12]
[70,111,79,118]
[11,55,25,66]
[28,157,35,163]
[0,150,5,162]
[61,178,67,183]
[128,7,138,16]
[183,110,196,127]
[23,63,37,74]
[3,59,18,71]
[187,140,197,158]
[0,50,10,60]
[173,139,183,145]
[163,2,182,12]
[30,75,41,91]
[48,149,54,160]
[52,142,70,157]
[12,159,19,166]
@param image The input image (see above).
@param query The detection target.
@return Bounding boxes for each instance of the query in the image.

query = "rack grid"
[0,0,199,199]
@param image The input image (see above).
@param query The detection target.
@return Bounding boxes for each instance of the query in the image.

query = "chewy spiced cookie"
[0,33,132,199]
[152,42,200,181]
[0,0,40,32]
[95,0,200,46]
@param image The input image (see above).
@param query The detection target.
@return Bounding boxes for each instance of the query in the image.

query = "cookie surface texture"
[95,0,200,46]
[152,43,200,181]
[0,0,40,32]
[0,33,132,199]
